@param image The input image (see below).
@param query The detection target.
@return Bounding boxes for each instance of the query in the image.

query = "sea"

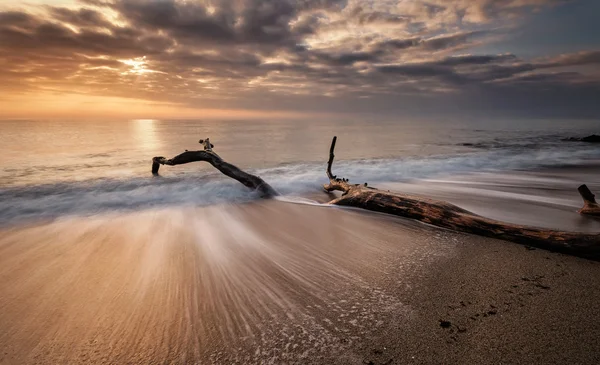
[1,117,600,231]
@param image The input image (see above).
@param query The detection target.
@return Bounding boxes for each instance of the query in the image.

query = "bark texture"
[324,136,600,260]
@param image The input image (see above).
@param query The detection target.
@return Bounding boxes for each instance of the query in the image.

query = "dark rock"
[439,320,452,328]
[563,135,600,143]
[580,135,600,142]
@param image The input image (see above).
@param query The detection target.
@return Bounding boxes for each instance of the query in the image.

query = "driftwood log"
[152,138,277,198]
[323,136,600,260]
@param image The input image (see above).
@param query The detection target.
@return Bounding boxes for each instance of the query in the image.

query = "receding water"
[1,117,599,225]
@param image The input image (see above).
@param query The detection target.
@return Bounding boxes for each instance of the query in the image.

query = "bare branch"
[152,141,277,198]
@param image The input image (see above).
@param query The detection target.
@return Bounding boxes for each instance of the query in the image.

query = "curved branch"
[324,136,365,194]
[152,149,277,198]
[326,136,337,180]
[324,136,600,260]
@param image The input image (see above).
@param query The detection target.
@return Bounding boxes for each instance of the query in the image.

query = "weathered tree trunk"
[152,139,277,198]
[324,136,600,260]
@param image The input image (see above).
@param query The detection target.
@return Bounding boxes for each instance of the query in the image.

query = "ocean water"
[1,117,600,228]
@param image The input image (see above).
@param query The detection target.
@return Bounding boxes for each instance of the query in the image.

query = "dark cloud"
[0,11,37,26]
[0,0,597,117]
[378,64,450,77]
[375,54,522,84]
[372,38,421,51]
[370,49,599,94]
[422,31,489,51]
[110,0,344,48]
[47,7,112,28]
[309,50,383,66]
[438,54,517,66]
[114,0,236,43]
[470,63,536,81]
[0,10,171,58]
[503,71,582,83]
[548,50,600,66]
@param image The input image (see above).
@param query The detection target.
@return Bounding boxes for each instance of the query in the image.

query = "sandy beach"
[1,201,600,364]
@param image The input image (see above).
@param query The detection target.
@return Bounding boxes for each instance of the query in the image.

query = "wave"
[1,140,599,225]
[0,177,261,226]
[259,141,600,194]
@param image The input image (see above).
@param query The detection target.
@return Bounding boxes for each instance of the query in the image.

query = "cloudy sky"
[0,0,598,119]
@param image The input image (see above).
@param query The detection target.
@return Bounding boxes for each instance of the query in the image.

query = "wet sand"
[1,201,600,364]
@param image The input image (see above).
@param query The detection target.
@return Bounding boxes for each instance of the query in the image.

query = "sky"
[0,0,599,119]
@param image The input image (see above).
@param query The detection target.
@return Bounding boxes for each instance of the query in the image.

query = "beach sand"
[1,201,600,364]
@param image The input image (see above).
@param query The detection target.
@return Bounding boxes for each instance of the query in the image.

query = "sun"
[119,57,160,75]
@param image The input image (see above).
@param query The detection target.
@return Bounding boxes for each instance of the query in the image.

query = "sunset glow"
[0,0,598,119]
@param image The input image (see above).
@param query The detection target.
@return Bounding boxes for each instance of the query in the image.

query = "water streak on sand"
[0,202,428,363]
